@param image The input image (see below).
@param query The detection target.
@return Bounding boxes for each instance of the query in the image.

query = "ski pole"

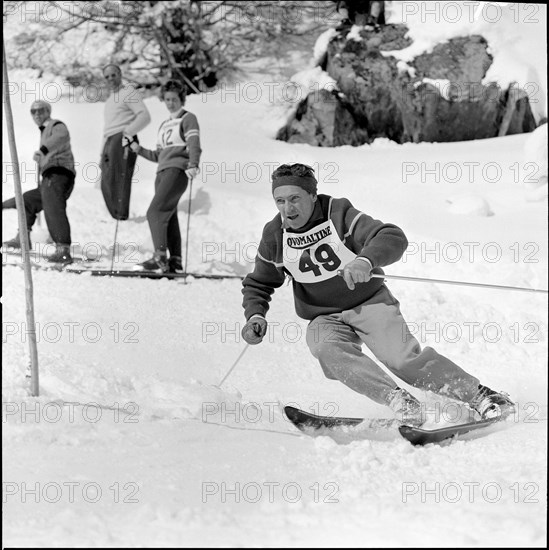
[218,343,250,387]
[370,272,548,294]
[110,219,119,272]
[183,175,193,281]
[35,162,42,227]
[338,270,548,294]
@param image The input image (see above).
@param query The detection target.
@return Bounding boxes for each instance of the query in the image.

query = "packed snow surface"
[3,3,547,547]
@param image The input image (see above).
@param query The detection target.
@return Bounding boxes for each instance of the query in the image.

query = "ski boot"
[470,384,516,420]
[47,244,73,265]
[133,251,168,273]
[387,387,425,427]
[2,231,30,250]
[168,255,183,274]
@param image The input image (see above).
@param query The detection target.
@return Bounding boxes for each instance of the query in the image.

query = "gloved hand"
[129,140,140,153]
[340,257,373,290]
[185,166,200,179]
[241,315,268,345]
[122,133,139,151]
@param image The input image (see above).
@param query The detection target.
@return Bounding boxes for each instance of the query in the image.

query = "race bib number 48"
[283,220,356,283]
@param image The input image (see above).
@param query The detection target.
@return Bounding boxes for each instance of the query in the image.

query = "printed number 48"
[299,244,341,276]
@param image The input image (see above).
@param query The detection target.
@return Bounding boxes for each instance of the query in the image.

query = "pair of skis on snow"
[284,406,503,446]
[2,250,243,281]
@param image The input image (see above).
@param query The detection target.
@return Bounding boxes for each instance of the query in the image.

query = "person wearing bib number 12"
[241,163,515,426]
[130,80,201,273]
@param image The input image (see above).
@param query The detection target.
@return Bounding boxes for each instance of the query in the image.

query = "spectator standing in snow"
[3,100,76,264]
[129,80,201,273]
[101,64,151,220]
[241,163,515,426]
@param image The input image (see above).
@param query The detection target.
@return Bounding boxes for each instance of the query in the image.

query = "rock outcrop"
[277,24,537,146]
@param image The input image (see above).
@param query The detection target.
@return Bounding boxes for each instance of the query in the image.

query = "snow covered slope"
[2,4,547,547]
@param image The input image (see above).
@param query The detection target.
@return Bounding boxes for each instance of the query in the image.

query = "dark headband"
[272,175,317,195]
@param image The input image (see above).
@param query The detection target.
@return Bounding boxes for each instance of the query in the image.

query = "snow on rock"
[312,28,338,65]
[420,78,453,100]
[289,65,338,97]
[445,194,494,216]
[386,2,547,121]
[396,59,417,77]
[346,24,364,42]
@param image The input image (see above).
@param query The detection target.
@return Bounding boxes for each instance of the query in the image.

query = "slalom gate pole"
[110,219,119,272]
[218,344,250,387]
[35,162,42,227]
[3,40,40,396]
[370,273,548,294]
[183,176,193,282]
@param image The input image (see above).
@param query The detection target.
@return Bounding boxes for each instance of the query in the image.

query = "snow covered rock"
[278,23,537,146]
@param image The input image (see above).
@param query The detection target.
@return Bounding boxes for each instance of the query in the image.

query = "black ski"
[284,405,399,431]
[284,406,504,445]
[398,417,501,446]
[73,268,243,280]
[2,248,98,265]
[3,257,243,280]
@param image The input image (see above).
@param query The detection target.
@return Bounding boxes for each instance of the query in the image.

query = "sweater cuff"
[247,313,266,322]
[356,256,373,270]
[40,146,49,155]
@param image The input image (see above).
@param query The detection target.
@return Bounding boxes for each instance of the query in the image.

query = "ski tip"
[398,417,504,446]
[283,406,301,421]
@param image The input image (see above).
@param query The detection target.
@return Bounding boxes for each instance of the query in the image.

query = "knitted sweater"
[242,194,408,321]
[103,84,151,139]
[137,108,201,172]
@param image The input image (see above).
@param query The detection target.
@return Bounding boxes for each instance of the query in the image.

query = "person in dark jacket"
[3,100,76,264]
[241,163,515,426]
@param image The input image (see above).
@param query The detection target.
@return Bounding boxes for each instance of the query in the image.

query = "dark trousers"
[101,132,137,220]
[147,168,189,256]
[3,171,74,245]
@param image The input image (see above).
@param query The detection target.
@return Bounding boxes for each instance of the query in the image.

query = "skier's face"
[273,185,317,229]
[103,66,122,91]
[164,91,183,113]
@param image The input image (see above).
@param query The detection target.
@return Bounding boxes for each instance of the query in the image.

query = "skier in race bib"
[129,80,201,273]
[241,163,515,426]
